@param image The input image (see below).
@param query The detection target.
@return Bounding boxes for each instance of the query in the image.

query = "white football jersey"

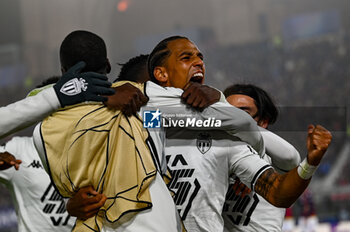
[0,137,75,232]
[222,154,285,232]
[222,129,301,232]
[104,81,267,232]
[141,81,273,232]
[164,128,271,232]
[143,82,301,232]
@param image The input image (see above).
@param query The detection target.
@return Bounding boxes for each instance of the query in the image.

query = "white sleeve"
[0,87,60,139]
[32,122,49,173]
[219,91,227,103]
[259,127,301,173]
[203,102,264,156]
[0,139,21,181]
[227,141,272,190]
[144,82,265,156]
[212,87,226,103]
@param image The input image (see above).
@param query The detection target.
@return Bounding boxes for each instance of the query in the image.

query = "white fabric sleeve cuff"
[216,88,227,103]
[40,87,61,109]
[297,158,318,180]
[258,127,301,172]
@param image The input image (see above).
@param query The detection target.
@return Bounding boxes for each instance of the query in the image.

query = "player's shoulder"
[224,138,259,155]
[6,136,33,148]
[145,81,183,98]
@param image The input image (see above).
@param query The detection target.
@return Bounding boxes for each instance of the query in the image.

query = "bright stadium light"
[117,0,129,12]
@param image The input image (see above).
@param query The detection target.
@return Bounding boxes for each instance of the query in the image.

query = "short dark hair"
[60,30,108,73]
[148,35,188,83]
[115,54,149,83]
[224,84,279,125]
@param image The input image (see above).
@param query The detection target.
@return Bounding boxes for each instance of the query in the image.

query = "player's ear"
[153,66,168,85]
[258,119,269,129]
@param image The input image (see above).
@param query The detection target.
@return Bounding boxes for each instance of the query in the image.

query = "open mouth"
[190,72,204,83]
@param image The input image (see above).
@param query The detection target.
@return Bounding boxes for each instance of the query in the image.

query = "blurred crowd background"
[1,0,350,231]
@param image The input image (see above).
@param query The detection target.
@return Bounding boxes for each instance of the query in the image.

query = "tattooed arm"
[254,125,331,208]
[254,167,309,207]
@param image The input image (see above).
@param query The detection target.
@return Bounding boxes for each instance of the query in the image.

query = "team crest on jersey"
[196,132,212,154]
[60,77,88,96]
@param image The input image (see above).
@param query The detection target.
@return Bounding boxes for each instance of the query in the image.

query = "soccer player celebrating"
[222,84,300,232]
[33,31,182,232]
[148,36,331,231]
[0,137,76,231]
[38,34,332,232]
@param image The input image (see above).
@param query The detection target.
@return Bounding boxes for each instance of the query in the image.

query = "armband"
[297,158,318,180]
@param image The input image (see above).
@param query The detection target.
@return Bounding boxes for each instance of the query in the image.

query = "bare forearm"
[255,167,310,208]
[255,124,331,208]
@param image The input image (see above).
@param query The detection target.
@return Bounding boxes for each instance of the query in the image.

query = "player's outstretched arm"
[259,127,301,173]
[254,125,332,208]
[0,152,22,171]
[145,82,265,155]
[0,62,114,139]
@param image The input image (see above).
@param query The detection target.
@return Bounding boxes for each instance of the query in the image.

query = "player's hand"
[232,177,251,198]
[104,83,149,116]
[0,152,22,171]
[182,82,221,111]
[54,61,115,107]
[66,186,107,220]
[306,124,332,166]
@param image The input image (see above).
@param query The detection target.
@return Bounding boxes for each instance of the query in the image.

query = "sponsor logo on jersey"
[60,77,88,96]
[27,160,43,169]
[196,132,212,154]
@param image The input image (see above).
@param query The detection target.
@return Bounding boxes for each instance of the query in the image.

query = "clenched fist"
[306,124,332,166]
